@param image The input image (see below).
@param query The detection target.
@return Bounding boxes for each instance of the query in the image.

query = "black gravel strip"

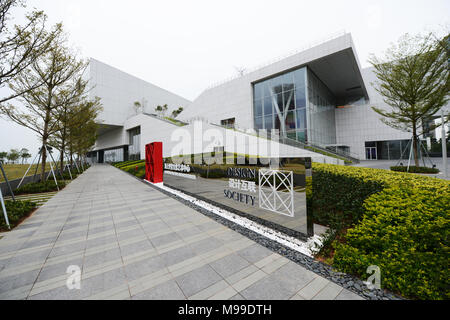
[115,166,404,300]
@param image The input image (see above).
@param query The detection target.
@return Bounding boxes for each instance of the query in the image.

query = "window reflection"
[253,67,309,143]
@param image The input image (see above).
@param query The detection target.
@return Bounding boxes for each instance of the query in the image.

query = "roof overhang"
[96,124,123,136]
[307,47,369,104]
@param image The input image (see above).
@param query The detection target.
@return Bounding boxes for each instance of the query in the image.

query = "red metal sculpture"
[145,142,163,183]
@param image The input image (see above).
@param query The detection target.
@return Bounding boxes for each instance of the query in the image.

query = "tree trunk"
[412,124,419,167]
[59,147,64,175]
[41,111,50,181]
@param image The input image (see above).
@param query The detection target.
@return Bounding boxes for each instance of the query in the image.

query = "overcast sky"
[1,0,449,158]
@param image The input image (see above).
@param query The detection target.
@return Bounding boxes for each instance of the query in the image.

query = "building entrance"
[365,147,377,160]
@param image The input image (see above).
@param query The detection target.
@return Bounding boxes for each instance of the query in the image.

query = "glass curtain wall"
[104,148,124,163]
[253,68,307,142]
[307,69,336,146]
[253,67,337,145]
[128,126,141,160]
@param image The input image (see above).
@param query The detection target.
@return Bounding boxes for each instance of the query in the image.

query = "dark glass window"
[254,99,263,117]
[254,82,263,100]
[296,108,306,130]
[255,116,263,129]
[263,96,272,116]
[263,115,273,130]
[286,111,296,130]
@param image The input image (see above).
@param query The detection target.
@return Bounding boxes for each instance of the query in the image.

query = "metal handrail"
[208,122,360,163]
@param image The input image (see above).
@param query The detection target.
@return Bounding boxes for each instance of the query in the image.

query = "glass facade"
[104,148,124,163]
[365,140,412,160]
[128,126,141,160]
[253,67,336,145]
[307,69,336,145]
[253,68,307,142]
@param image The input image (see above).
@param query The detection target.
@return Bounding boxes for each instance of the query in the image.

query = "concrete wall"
[88,58,191,127]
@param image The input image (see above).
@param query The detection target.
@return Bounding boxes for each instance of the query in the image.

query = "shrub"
[0,200,36,230]
[333,185,449,300]
[390,166,439,173]
[15,180,66,195]
[312,163,450,300]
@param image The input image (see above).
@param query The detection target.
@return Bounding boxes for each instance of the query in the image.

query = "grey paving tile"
[28,285,82,300]
[36,257,83,282]
[175,226,202,239]
[83,247,122,269]
[187,237,224,255]
[150,232,182,248]
[0,269,41,294]
[271,261,317,287]
[48,241,85,257]
[124,256,166,281]
[209,254,250,279]
[159,244,197,266]
[236,244,273,263]
[80,267,129,298]
[175,265,222,298]
[334,288,365,300]
[85,234,117,250]
[4,248,52,267]
[119,239,153,257]
[131,280,186,300]
[240,272,306,300]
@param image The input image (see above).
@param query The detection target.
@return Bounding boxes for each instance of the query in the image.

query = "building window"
[221,118,235,129]
[253,67,338,146]
[104,147,124,163]
[365,140,412,160]
[128,126,141,160]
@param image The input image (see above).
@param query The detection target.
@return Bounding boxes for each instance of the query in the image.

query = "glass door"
[365,147,377,160]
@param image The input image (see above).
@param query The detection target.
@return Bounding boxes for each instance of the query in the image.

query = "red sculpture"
[145,142,163,183]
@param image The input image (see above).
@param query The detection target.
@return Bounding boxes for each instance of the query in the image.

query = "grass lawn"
[0,163,54,182]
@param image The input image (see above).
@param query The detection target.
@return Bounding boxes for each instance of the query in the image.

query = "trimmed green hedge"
[114,160,145,169]
[312,163,450,300]
[114,161,146,179]
[15,180,66,195]
[1,200,37,231]
[390,166,439,173]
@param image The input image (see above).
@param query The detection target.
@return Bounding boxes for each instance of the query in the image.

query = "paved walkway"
[0,165,363,300]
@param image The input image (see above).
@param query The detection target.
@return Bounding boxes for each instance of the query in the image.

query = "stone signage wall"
[162,156,313,239]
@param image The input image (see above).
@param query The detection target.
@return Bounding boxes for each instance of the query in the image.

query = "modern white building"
[87,33,446,164]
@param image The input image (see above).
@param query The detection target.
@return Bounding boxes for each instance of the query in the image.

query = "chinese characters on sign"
[228,179,257,193]
[224,170,257,206]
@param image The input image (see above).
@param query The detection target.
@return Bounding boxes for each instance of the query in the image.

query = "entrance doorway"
[365,147,377,160]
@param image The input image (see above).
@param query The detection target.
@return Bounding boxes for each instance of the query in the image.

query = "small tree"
[0,151,7,163]
[7,149,20,164]
[0,1,58,103]
[133,101,142,115]
[369,32,449,166]
[0,27,86,181]
[155,104,168,117]
[171,107,184,118]
[19,148,31,164]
